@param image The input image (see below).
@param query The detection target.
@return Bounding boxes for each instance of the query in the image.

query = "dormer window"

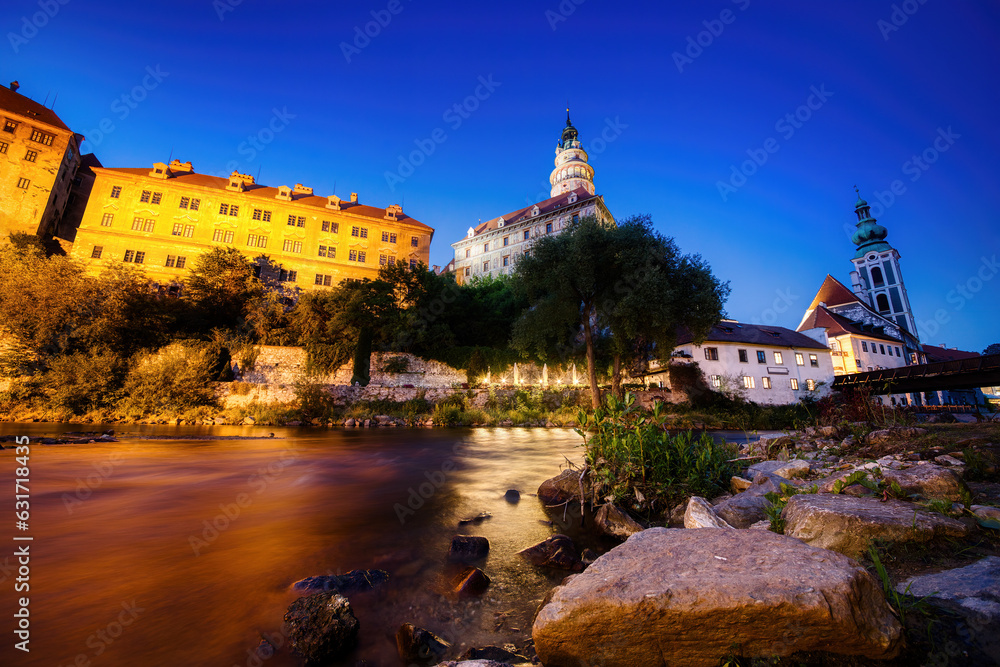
[568,192,578,204]
[149,162,170,179]
[466,227,475,239]
[326,195,342,210]
[530,206,539,217]
[276,186,292,201]
[497,217,505,228]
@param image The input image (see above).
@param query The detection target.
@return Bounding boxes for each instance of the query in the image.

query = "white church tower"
[848,187,918,337]
[549,110,596,197]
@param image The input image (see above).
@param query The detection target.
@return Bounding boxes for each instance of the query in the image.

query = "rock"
[396,622,451,665]
[503,489,521,503]
[283,592,359,664]
[683,496,733,529]
[867,426,928,444]
[517,534,583,571]
[458,512,492,525]
[748,519,771,530]
[436,661,517,667]
[242,416,256,425]
[291,569,389,595]
[816,425,840,438]
[730,476,752,493]
[594,503,644,539]
[460,645,529,662]
[532,528,903,666]
[882,463,970,501]
[448,535,490,561]
[749,459,810,479]
[783,494,969,559]
[537,468,586,507]
[668,501,687,526]
[935,454,964,467]
[581,548,599,565]
[898,556,1000,621]
[713,473,789,529]
[453,566,491,596]
[972,505,1000,523]
[286,420,302,427]
[343,418,356,428]
[815,466,876,494]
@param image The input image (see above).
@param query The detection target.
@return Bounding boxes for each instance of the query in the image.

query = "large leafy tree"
[984,343,1000,356]
[512,215,728,408]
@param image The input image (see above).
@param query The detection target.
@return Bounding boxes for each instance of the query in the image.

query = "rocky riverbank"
[261,421,998,666]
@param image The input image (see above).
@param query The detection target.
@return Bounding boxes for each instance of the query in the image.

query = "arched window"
[871,266,885,286]
[876,294,890,313]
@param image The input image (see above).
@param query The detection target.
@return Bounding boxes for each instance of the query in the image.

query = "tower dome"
[850,186,890,258]
[550,109,595,197]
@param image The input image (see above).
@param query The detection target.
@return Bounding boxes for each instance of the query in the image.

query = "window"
[388,255,396,265]
[16,177,29,189]
[172,223,184,236]
[876,294,890,313]
[572,214,580,224]
[213,230,234,243]
[484,242,489,252]
[189,198,200,211]
[180,197,190,209]
[278,269,297,282]
[879,344,886,355]
[229,205,239,216]
[464,267,471,277]
[773,351,783,364]
[795,353,804,366]
[29,129,54,145]
[523,230,530,241]
[756,351,766,364]
[762,377,772,389]
[2,120,15,133]
[219,203,229,215]
[381,231,398,243]
[857,360,864,371]
[358,251,366,263]
[895,347,902,356]
[465,249,470,258]
[411,236,418,247]
[141,190,152,203]
[314,274,333,286]
[123,250,134,262]
[351,226,368,238]
[131,217,154,232]
[741,376,755,389]
[483,261,489,272]
[503,256,509,267]
[287,215,305,227]
[253,209,273,222]
[704,347,719,361]
[91,246,103,259]
[282,240,303,253]
[862,341,868,352]
[110,185,122,198]
[710,375,722,388]
[503,236,509,247]
[379,254,387,266]
[182,225,193,238]
[24,149,37,162]
[790,378,799,390]
[806,379,816,391]
[322,221,339,233]
[738,349,748,363]
[247,234,267,248]
[318,245,335,258]
[151,192,162,205]
[809,354,819,367]
[0,141,7,153]
[546,222,553,234]
[176,256,187,269]
[123,250,145,264]
[165,255,177,268]
[100,213,114,227]
[886,347,893,357]
[349,250,358,261]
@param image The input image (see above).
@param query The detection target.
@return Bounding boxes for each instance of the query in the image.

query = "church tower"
[550,110,595,197]
[848,187,918,336]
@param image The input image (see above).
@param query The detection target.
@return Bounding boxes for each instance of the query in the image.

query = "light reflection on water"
[0,424,594,666]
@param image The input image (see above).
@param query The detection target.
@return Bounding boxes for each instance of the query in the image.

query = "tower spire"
[550,110,594,197]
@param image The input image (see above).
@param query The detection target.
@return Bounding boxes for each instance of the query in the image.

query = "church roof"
[0,84,72,132]
[677,321,829,350]
[807,274,861,311]
[921,344,981,363]
[799,305,902,344]
[466,186,600,238]
[93,167,433,232]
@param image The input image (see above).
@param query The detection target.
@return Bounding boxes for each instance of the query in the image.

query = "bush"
[40,351,127,415]
[580,392,740,515]
[118,344,218,417]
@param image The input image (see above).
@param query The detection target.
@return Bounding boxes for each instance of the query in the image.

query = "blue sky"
[3,0,998,352]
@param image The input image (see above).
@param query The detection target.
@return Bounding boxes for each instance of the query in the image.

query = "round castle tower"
[549,110,596,198]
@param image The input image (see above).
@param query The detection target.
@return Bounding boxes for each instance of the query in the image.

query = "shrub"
[118,344,218,417]
[39,351,127,415]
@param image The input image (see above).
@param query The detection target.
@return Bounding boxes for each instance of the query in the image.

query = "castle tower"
[549,110,595,197]
[849,187,918,336]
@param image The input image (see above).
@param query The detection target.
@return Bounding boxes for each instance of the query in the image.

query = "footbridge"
[832,353,1000,395]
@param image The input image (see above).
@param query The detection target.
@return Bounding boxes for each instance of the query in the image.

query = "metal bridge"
[832,353,1000,395]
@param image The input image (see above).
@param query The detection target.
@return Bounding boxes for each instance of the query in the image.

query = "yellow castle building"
[71,160,433,288]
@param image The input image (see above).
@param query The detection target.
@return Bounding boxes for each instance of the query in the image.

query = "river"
[0,423,599,666]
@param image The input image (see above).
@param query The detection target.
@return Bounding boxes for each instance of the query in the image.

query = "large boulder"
[283,592,360,665]
[748,459,810,479]
[898,556,1000,621]
[291,569,389,595]
[460,646,530,662]
[517,534,583,571]
[881,463,970,501]
[537,468,587,506]
[396,623,451,665]
[448,535,490,562]
[683,496,733,529]
[532,528,903,666]
[783,494,969,559]
[594,503,644,539]
[713,473,790,528]
[453,566,491,597]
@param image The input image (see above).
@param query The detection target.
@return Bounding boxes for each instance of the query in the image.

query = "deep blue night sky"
[3,0,998,352]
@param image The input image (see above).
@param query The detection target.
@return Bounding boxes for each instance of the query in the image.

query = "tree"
[512,215,728,408]
[984,343,1000,356]
[181,247,269,335]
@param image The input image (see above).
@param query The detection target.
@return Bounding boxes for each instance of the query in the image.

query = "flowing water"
[0,424,600,666]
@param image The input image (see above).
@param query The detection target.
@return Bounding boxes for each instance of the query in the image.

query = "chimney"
[10,81,19,93]
[350,192,358,204]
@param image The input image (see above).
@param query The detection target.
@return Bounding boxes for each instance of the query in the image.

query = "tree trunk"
[612,354,622,400]
[582,303,601,409]
[350,327,373,386]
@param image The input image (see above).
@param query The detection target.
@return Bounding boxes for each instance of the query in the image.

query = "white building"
[450,113,614,284]
[647,321,835,405]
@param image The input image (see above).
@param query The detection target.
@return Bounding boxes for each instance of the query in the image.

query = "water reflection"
[1,424,593,666]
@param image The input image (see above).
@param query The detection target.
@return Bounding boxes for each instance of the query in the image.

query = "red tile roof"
[799,305,902,344]
[677,321,829,350]
[921,344,981,363]
[93,167,433,232]
[807,274,861,311]
[469,187,599,237]
[0,84,71,131]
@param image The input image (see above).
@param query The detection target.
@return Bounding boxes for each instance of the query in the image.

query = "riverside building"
[71,160,433,288]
